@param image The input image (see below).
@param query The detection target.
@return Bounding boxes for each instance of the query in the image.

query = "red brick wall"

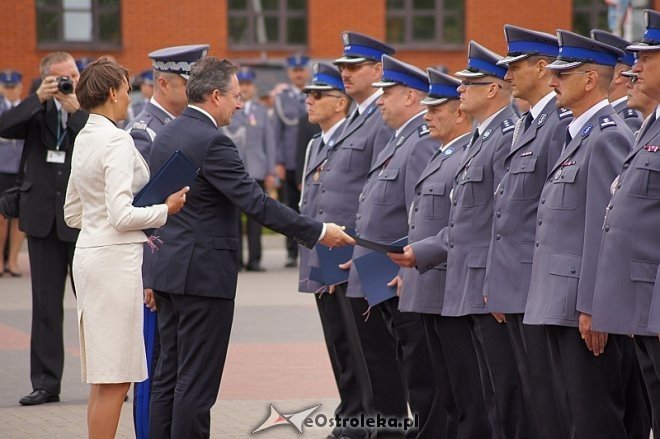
[1,0,658,98]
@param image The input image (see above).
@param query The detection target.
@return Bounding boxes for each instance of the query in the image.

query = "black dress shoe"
[246,264,266,272]
[285,256,297,268]
[19,389,59,406]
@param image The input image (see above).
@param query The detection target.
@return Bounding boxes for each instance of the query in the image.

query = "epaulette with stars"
[599,115,618,130]
[557,107,573,120]
[501,119,515,134]
[418,124,430,137]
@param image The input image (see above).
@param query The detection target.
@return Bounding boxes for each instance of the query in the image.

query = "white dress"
[64,113,168,383]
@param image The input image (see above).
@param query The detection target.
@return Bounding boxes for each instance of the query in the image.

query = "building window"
[573,0,608,36]
[36,0,121,49]
[386,0,464,48]
[228,0,307,49]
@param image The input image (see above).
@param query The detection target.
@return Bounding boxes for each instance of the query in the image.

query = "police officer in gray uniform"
[523,30,634,439]
[298,62,364,439]
[222,66,276,271]
[127,44,209,161]
[345,55,438,438]
[128,69,154,124]
[591,9,660,433]
[273,54,310,267]
[393,41,526,439]
[124,44,209,439]
[591,29,644,133]
[323,32,409,436]
[394,69,493,439]
[485,25,572,439]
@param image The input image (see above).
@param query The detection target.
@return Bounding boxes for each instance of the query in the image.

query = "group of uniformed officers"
[296,9,660,439]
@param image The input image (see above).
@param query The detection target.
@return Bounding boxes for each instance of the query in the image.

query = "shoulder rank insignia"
[599,116,617,129]
[501,119,515,133]
[483,128,493,139]
[418,124,430,136]
[582,125,593,137]
[537,113,548,126]
[311,132,322,139]
[643,145,660,152]
[131,121,148,131]
[558,107,573,120]
[623,108,638,119]
[520,151,533,157]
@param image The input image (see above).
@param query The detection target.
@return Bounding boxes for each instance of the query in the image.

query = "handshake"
[319,223,356,248]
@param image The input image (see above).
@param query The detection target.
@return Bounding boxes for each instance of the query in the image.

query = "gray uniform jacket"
[484,98,572,313]
[346,113,438,298]
[409,107,517,315]
[524,105,632,327]
[298,124,346,293]
[0,98,24,174]
[221,101,275,181]
[273,87,306,170]
[314,101,393,228]
[613,98,643,134]
[592,114,660,336]
[398,133,468,314]
[126,101,174,161]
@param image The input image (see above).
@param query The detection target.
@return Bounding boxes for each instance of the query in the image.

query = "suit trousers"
[470,314,528,439]
[335,286,408,438]
[316,290,370,439]
[283,170,300,259]
[545,325,628,439]
[237,179,264,268]
[378,298,442,439]
[422,314,492,439]
[634,335,660,435]
[26,226,75,395]
[149,291,234,439]
[504,314,570,439]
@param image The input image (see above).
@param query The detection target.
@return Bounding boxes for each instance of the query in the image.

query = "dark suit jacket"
[148,107,323,299]
[0,94,87,241]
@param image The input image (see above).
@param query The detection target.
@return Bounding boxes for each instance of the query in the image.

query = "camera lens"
[57,76,74,95]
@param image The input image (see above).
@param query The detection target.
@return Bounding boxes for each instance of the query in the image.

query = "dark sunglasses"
[307,90,344,100]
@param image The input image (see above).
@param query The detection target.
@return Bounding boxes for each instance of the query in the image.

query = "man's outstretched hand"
[319,223,356,248]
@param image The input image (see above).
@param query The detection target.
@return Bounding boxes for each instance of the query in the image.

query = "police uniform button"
[428,264,433,269]
[411,225,415,229]
[607,204,613,210]
[506,166,510,172]
[450,220,454,227]
[521,164,525,169]
[322,188,326,193]
[499,188,504,195]
[319,209,323,214]
[356,214,361,219]
[303,200,307,204]
[414,207,419,212]
[538,219,542,225]
[570,268,576,274]
[452,201,457,206]
[449,242,454,248]
[540,198,546,204]
[495,211,501,218]
[604,225,610,232]
[623,163,630,169]
[496,234,501,240]
[535,241,540,247]
[617,183,621,189]
[429,187,433,192]
[416,190,421,195]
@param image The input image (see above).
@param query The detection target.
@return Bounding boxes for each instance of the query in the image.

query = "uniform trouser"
[134,307,160,439]
[26,228,75,395]
[422,314,492,439]
[378,298,442,439]
[237,180,264,267]
[283,170,300,259]
[316,290,370,439]
[149,292,234,439]
[335,286,408,438]
[470,314,528,439]
[504,314,570,439]
[545,325,628,439]
[634,335,660,435]
[620,336,652,439]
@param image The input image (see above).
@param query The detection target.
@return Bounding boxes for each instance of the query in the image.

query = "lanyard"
[55,110,67,150]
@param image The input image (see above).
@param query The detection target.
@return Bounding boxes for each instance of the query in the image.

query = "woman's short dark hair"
[76,57,129,110]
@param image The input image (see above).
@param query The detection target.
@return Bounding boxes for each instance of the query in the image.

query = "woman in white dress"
[63,58,188,438]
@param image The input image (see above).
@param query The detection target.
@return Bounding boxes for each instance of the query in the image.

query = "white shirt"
[477,106,508,133]
[358,89,383,115]
[322,118,346,145]
[568,99,611,139]
[610,95,628,109]
[441,132,471,153]
[530,91,557,120]
[395,110,427,137]
[188,104,218,128]
[655,104,660,121]
[151,97,177,120]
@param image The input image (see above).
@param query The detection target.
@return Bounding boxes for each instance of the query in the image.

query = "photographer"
[0,51,88,406]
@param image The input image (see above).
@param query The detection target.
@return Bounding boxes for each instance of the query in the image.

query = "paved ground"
[0,235,339,438]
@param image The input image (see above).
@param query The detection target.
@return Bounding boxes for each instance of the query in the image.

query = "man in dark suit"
[0,51,88,405]
[523,30,634,438]
[146,56,354,439]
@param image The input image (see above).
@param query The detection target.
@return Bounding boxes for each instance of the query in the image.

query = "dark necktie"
[563,128,572,151]
[523,112,533,132]
[348,109,360,126]
[468,129,480,148]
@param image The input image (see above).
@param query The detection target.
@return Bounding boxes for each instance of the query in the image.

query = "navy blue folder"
[133,150,199,207]
[353,237,408,307]
[310,243,355,286]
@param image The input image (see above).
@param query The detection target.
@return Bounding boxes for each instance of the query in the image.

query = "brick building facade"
[1,0,658,98]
